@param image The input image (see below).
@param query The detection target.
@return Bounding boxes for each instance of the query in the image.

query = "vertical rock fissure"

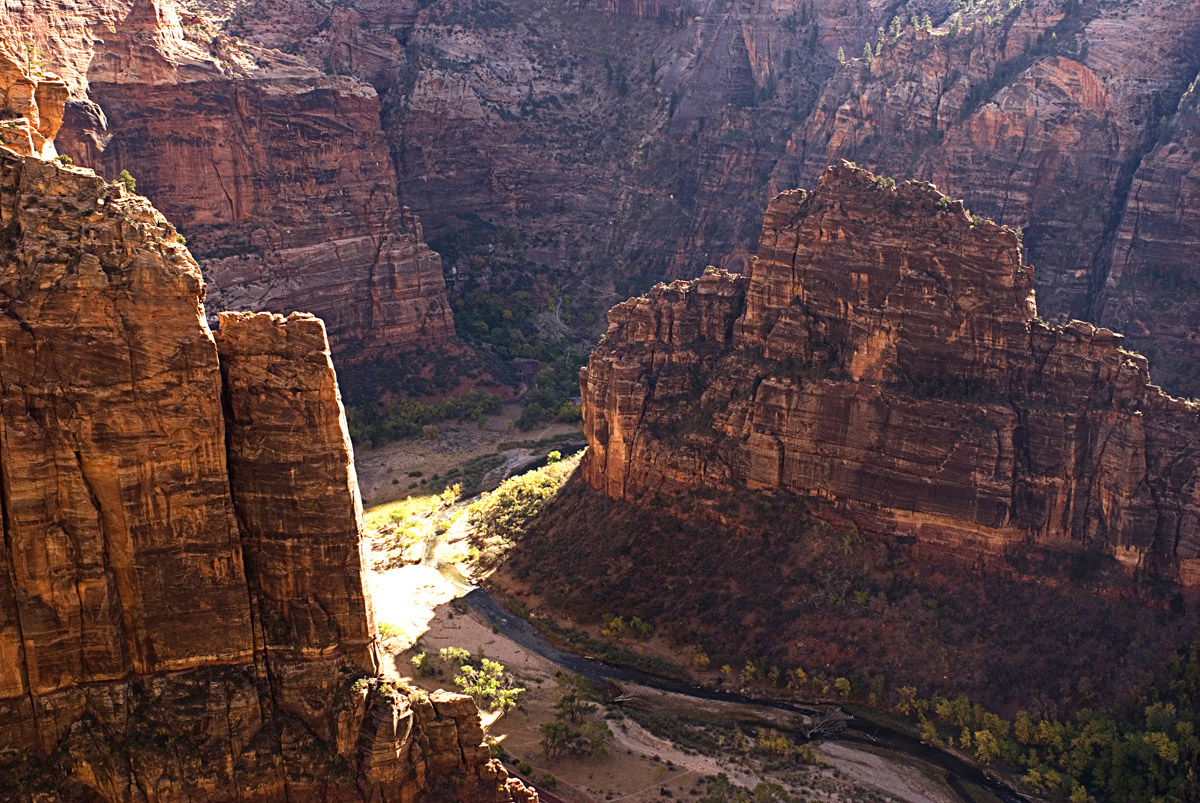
[217,355,274,692]
[74,449,134,680]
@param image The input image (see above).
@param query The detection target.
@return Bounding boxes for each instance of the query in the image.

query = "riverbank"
[364,515,1002,802]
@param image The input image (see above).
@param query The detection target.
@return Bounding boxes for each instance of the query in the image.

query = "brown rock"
[0,148,531,802]
[0,48,67,158]
[217,311,379,733]
[0,149,254,752]
[48,0,455,358]
[583,162,1200,584]
[778,0,1200,388]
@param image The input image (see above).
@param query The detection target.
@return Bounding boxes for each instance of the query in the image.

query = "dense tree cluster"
[345,389,502,447]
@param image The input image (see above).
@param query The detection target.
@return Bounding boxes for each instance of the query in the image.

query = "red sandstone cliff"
[583,163,1200,586]
[0,123,528,800]
[776,0,1200,394]
[14,0,455,358]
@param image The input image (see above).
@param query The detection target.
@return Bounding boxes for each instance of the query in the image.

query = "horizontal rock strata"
[583,162,1200,585]
[50,0,454,357]
[0,145,528,801]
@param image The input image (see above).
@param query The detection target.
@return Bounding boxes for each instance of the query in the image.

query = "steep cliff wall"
[29,0,454,358]
[222,0,1200,396]
[583,163,1200,585]
[778,0,1200,394]
[0,143,529,801]
[1099,81,1200,396]
[226,0,945,296]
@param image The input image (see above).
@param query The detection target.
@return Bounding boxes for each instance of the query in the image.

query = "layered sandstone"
[0,147,528,801]
[226,0,944,295]
[778,0,1200,392]
[583,163,1200,585]
[43,0,454,358]
[0,48,67,158]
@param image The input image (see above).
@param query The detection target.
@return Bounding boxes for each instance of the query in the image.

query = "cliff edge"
[583,162,1200,585]
[0,127,529,800]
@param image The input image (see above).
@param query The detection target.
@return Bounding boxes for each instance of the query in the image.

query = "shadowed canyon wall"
[0,120,529,800]
[582,163,1200,586]
[218,0,1200,397]
[11,0,455,358]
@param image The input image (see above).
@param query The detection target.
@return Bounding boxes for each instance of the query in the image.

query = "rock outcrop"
[777,0,1200,393]
[582,163,1200,586]
[0,48,67,159]
[0,145,528,801]
[38,0,454,358]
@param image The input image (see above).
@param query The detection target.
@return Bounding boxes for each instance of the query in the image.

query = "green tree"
[837,46,846,65]
[861,42,874,65]
[455,658,525,712]
[1014,709,1034,744]
[974,729,999,764]
[117,169,136,193]
[579,721,612,756]
[539,720,577,759]
[554,691,596,724]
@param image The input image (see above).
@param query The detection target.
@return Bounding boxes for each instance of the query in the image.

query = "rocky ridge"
[582,163,1200,586]
[0,130,528,800]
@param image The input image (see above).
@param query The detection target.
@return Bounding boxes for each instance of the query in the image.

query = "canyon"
[219,0,1200,399]
[11,0,1198,398]
[582,162,1200,585]
[0,67,530,802]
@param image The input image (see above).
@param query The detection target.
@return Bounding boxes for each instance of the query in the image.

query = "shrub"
[117,169,136,193]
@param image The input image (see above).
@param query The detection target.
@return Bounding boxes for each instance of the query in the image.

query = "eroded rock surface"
[0,147,528,802]
[1099,84,1200,396]
[0,48,67,158]
[36,0,454,358]
[778,0,1200,393]
[583,163,1200,585]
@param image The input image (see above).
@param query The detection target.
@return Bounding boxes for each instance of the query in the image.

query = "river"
[460,585,1028,803]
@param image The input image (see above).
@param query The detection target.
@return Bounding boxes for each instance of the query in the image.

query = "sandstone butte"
[5,0,454,359]
[0,64,532,803]
[583,162,1200,588]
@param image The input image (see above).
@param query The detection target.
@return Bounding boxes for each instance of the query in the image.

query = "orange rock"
[0,147,531,802]
[584,162,1200,585]
[0,48,66,158]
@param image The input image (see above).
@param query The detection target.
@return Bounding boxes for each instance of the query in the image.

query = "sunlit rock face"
[583,163,1200,585]
[0,147,531,803]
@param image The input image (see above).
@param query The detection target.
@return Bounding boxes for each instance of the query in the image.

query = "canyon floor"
[357,446,987,803]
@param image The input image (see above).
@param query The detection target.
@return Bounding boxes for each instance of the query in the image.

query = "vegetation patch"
[487,470,1199,800]
[466,450,582,572]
